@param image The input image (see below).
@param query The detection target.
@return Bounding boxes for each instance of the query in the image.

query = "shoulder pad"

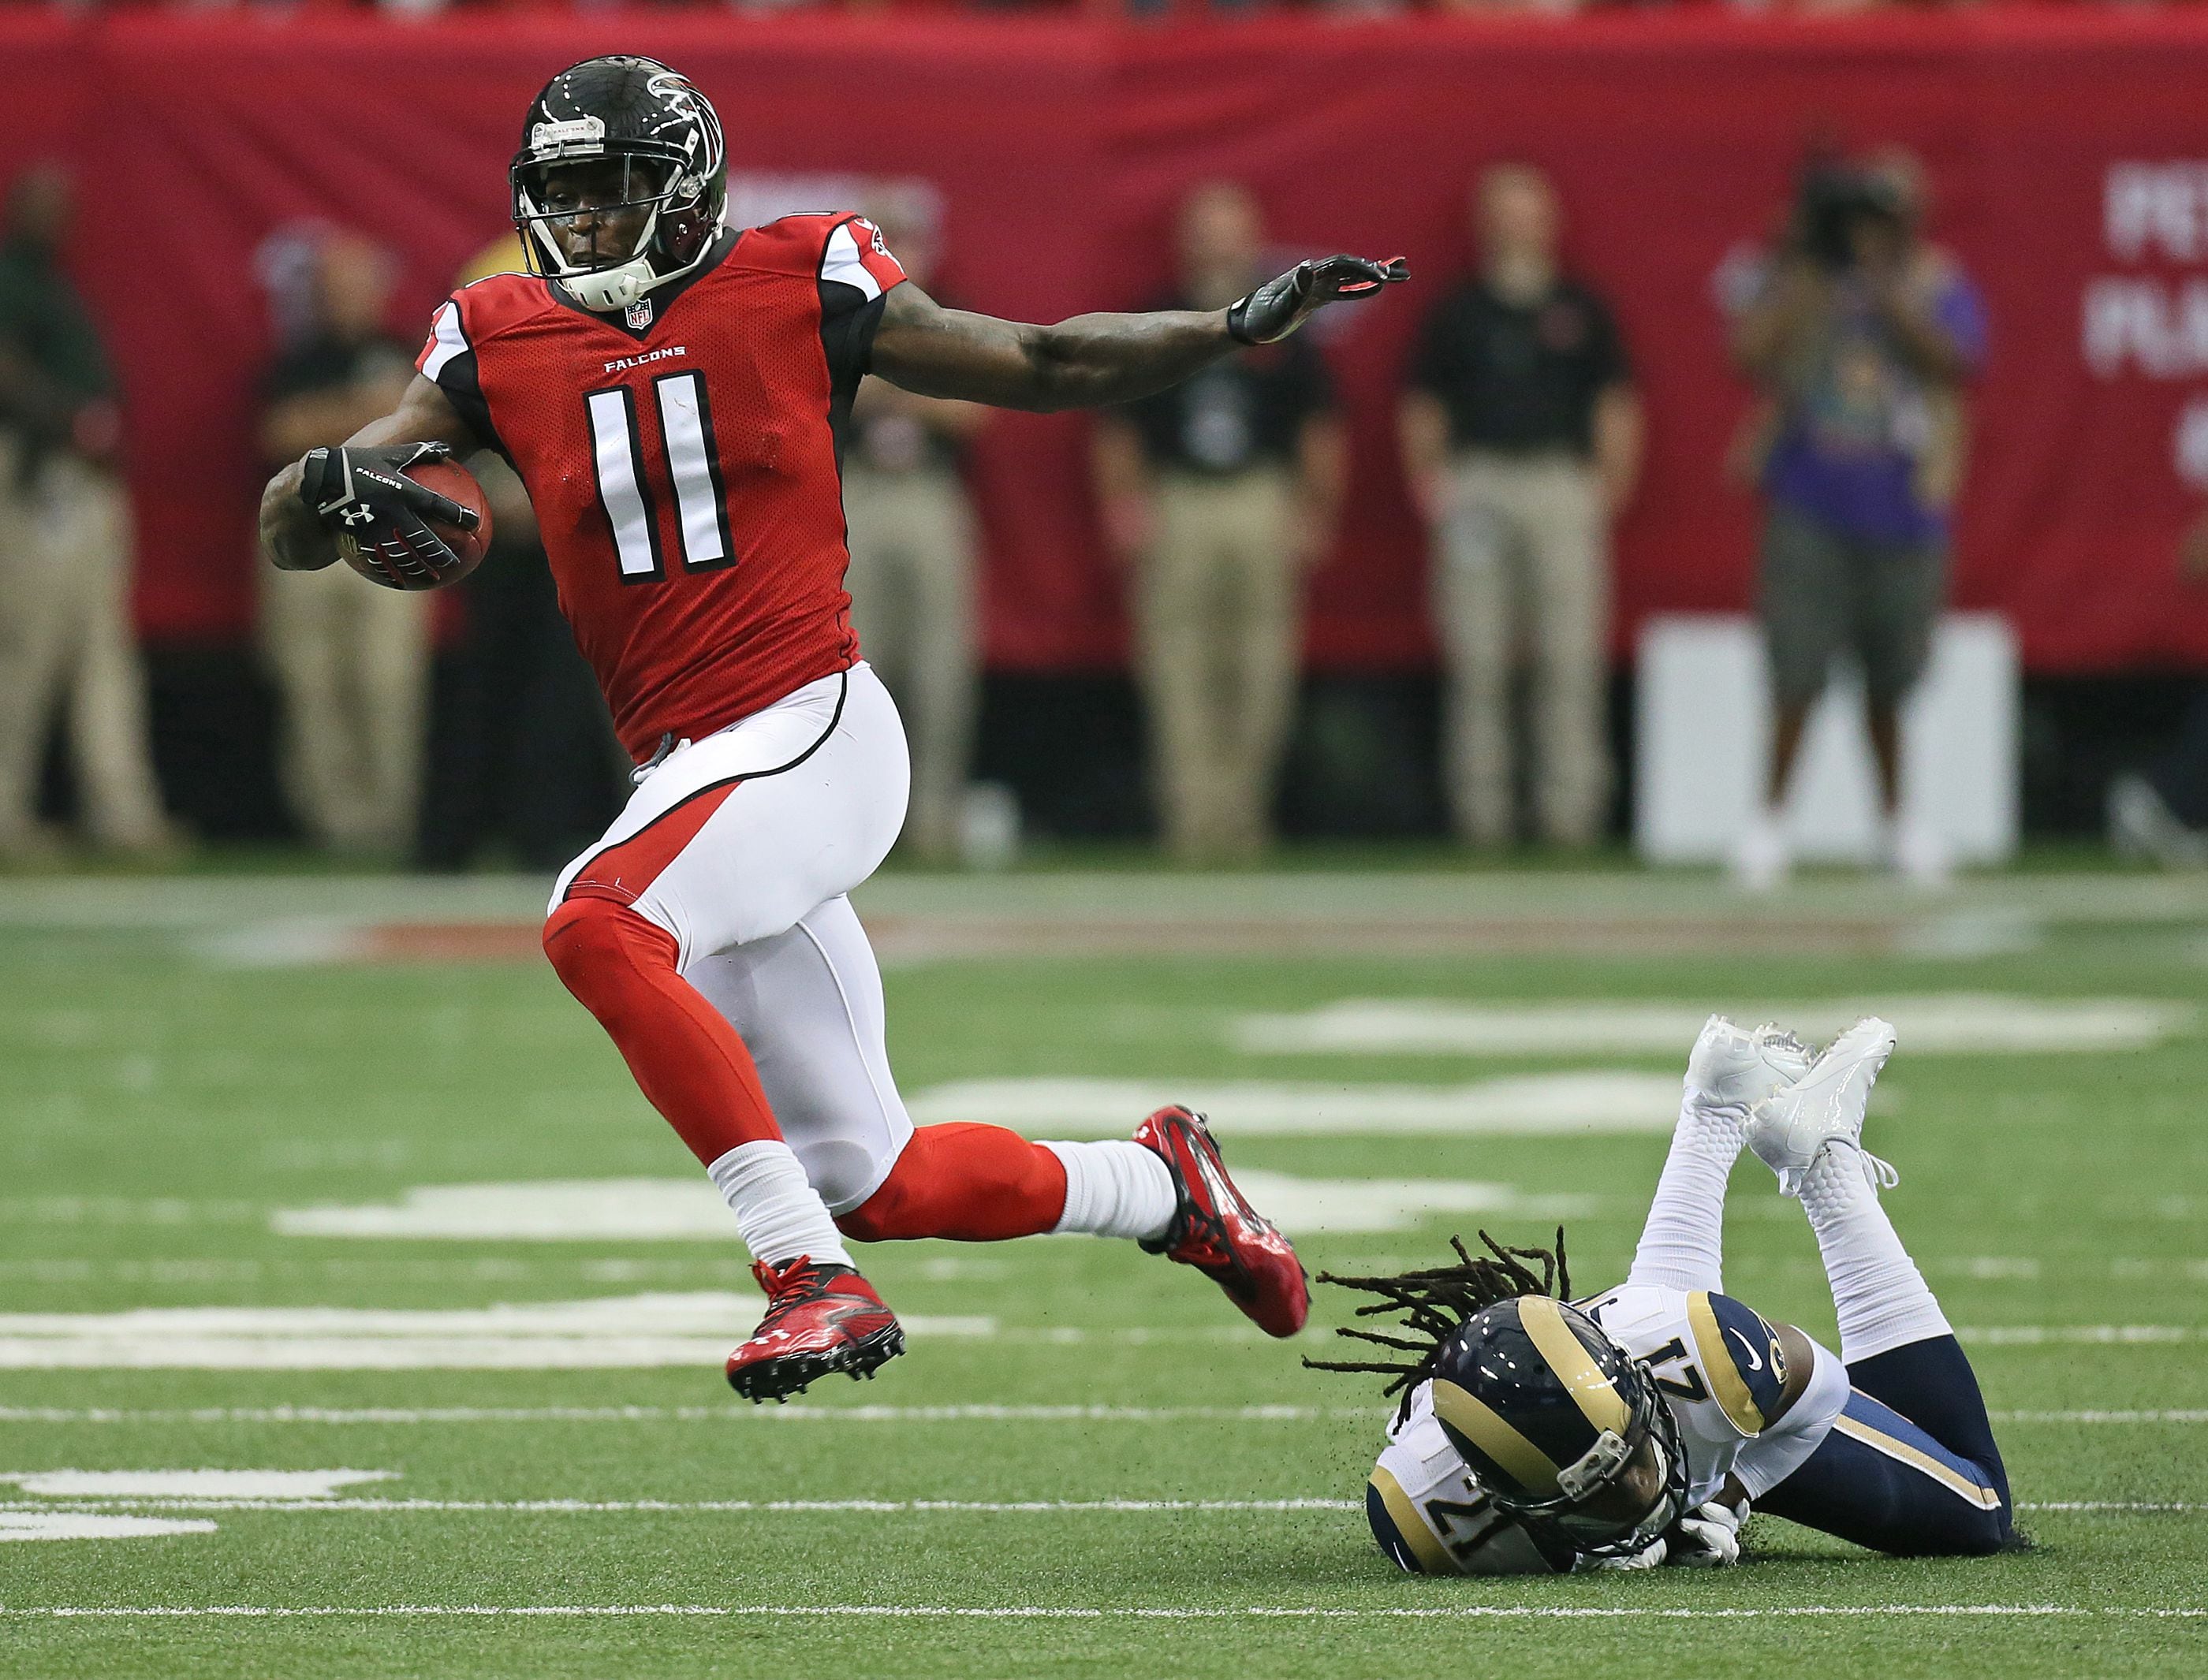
[449,271,554,341]
[737,213,857,274]
[1686,1291,1789,1436]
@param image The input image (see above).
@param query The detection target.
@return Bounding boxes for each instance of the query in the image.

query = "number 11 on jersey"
[585,372,734,582]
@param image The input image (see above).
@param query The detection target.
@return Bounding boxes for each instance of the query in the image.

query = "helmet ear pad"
[655,179,722,274]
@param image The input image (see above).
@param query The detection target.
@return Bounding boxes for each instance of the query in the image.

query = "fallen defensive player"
[1308,1015,2020,1572]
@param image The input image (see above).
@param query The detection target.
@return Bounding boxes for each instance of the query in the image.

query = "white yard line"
[4,1404,2202,1427]
[0,1294,2191,1370]
[0,1604,2201,1621]
[0,1497,2187,1516]
[1994,1410,2208,1424]
[0,1404,1369,1425]
[0,1497,1360,1515]
[1230,996,2197,1057]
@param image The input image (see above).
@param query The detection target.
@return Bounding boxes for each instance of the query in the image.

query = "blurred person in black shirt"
[0,164,173,860]
[1094,182,1346,862]
[258,229,430,855]
[840,197,988,865]
[1401,164,1641,848]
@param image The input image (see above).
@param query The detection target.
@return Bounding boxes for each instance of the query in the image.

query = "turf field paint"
[906,1074,1680,1137]
[270,1172,1576,1243]
[0,1497,2190,1516]
[0,1514,220,1543]
[1,1604,2202,1619]
[1233,996,2195,1056]
[0,1470,394,1500]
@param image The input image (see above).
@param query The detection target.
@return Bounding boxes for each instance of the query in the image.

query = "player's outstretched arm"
[870,256,1406,414]
[259,375,479,572]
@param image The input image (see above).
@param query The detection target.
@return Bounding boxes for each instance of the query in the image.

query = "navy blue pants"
[1759,1335,2016,1555]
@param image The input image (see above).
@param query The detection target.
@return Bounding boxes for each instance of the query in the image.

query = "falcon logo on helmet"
[511,56,729,314]
[1426,1295,1690,1559]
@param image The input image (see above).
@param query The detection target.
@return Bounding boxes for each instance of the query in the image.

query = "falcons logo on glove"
[299,441,480,590]
[1227,254,1409,345]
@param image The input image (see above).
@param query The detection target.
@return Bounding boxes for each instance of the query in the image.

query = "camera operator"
[1728,149,1986,891]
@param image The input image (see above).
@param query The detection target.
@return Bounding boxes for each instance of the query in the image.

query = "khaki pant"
[260,558,429,854]
[0,447,168,851]
[1431,452,1611,847]
[841,465,978,862]
[1134,470,1300,862]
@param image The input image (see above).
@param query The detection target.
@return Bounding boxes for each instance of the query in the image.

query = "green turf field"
[2,866,2205,1678]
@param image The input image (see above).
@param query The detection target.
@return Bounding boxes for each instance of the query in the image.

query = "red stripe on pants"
[564,781,740,907]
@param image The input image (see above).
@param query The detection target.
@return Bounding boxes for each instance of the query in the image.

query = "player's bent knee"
[834,1194,897,1245]
[543,896,679,1015]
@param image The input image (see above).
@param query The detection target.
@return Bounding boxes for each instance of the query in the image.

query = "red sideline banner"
[5,12,2208,672]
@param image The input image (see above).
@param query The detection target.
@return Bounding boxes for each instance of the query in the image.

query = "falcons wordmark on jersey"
[416,213,906,760]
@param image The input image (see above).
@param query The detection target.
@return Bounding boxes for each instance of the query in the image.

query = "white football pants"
[550,663,917,1212]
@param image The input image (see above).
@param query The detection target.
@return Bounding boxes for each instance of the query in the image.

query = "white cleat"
[1685,1015,1814,1112]
[1745,1016,1901,1198]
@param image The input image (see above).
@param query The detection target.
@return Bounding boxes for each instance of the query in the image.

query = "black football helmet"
[1425,1295,1690,1560]
[511,56,728,313]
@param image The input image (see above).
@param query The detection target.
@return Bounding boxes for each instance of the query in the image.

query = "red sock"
[838,1123,1069,1242]
[543,896,782,1166]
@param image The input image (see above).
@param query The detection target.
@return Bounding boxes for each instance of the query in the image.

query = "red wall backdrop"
[6,11,2208,672]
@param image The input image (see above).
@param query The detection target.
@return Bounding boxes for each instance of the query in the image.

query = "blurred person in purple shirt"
[1726,150,1987,891]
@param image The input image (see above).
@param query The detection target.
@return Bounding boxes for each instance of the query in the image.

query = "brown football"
[338,456,493,590]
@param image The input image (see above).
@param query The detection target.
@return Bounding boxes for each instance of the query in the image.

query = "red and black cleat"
[725,1258,905,1403]
[1134,1105,1309,1338]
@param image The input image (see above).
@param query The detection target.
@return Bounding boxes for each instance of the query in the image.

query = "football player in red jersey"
[260,56,1408,1402]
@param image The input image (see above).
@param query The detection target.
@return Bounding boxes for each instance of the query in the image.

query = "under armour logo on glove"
[1227,254,1409,345]
[299,442,479,589]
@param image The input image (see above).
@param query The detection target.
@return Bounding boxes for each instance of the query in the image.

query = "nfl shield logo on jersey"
[625,298,655,330]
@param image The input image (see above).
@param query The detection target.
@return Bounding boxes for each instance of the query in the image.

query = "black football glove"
[298,441,479,590]
[1226,254,1409,346]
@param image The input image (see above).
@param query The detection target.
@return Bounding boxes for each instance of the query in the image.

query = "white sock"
[1045,1140,1176,1242]
[1625,1094,1743,1293]
[706,1140,853,1270]
[1800,1146,1951,1362]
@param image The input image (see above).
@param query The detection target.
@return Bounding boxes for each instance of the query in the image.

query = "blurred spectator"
[2106,520,2208,869]
[1401,163,1640,850]
[0,164,173,862]
[841,199,987,865]
[1726,149,1986,891]
[1094,182,1345,863]
[258,229,429,856]
[414,233,628,871]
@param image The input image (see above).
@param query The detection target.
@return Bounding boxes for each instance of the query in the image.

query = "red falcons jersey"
[416,214,907,761]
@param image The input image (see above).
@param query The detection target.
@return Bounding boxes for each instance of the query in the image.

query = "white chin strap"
[524,188,703,315]
[563,255,657,312]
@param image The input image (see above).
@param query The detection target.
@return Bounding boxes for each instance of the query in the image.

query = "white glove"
[1583,1537,1667,1571]
[1668,1496,1748,1568]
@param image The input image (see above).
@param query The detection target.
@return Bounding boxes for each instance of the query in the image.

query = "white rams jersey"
[1370,1286,1845,1575]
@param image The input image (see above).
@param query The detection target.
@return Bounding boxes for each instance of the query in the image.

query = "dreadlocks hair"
[1302,1229,1573,1425]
